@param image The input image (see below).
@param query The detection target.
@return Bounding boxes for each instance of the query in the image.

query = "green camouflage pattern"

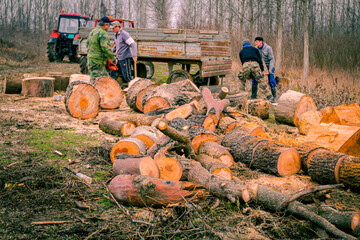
[87,26,115,64]
[88,61,108,81]
[238,61,271,98]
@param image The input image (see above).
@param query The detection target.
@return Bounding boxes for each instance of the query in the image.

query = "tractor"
[47,11,91,62]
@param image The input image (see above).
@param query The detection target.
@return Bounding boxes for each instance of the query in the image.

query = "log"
[165,104,193,121]
[136,84,159,112]
[69,74,90,84]
[308,149,345,184]
[198,141,234,168]
[321,104,360,127]
[298,110,322,135]
[189,126,221,154]
[218,116,237,134]
[306,123,360,157]
[225,91,249,109]
[247,99,270,120]
[217,86,229,100]
[196,154,232,180]
[296,142,327,173]
[64,81,100,120]
[91,76,123,109]
[114,113,159,126]
[126,78,158,112]
[188,115,216,132]
[108,174,205,207]
[47,72,62,91]
[4,78,22,94]
[252,141,301,177]
[110,138,148,163]
[338,155,360,191]
[275,90,317,127]
[130,126,161,149]
[99,117,136,137]
[232,120,265,138]
[23,73,40,78]
[113,156,159,177]
[154,153,183,181]
[22,77,54,97]
[145,107,176,116]
[169,117,190,131]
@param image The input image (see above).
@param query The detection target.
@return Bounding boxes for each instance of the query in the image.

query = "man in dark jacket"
[238,39,272,101]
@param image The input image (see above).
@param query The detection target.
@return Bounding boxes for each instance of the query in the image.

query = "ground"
[0,59,359,240]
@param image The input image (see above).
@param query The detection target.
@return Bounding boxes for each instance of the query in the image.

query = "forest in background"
[0,0,360,87]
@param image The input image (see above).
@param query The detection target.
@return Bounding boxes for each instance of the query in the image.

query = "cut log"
[298,110,322,135]
[217,86,229,100]
[130,126,160,148]
[189,126,221,154]
[198,141,234,168]
[225,91,249,109]
[69,74,90,84]
[321,104,360,127]
[232,120,265,138]
[91,76,123,109]
[252,141,301,177]
[145,107,176,116]
[136,84,159,112]
[165,104,193,121]
[188,115,216,132]
[64,81,100,120]
[99,117,136,136]
[169,117,190,131]
[110,138,148,163]
[308,149,345,184]
[22,77,54,97]
[196,154,232,180]
[108,174,205,207]
[338,155,360,191]
[4,78,22,94]
[275,90,317,127]
[47,72,62,91]
[296,142,327,173]
[154,154,183,181]
[218,116,237,134]
[306,123,360,157]
[114,113,159,126]
[126,78,158,112]
[60,75,70,91]
[247,99,270,120]
[113,156,159,177]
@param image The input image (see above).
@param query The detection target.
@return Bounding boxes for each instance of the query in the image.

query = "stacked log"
[110,138,148,163]
[247,99,270,120]
[99,117,136,137]
[22,77,55,97]
[165,104,193,121]
[225,92,249,109]
[126,78,159,112]
[91,76,123,109]
[189,126,221,154]
[154,153,183,181]
[188,115,216,132]
[196,154,232,180]
[113,156,159,177]
[130,126,161,149]
[198,141,234,168]
[296,142,327,173]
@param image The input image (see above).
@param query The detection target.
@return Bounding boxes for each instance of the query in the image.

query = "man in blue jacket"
[238,39,272,101]
[254,36,276,102]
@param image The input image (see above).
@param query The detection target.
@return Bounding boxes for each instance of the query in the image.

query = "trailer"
[78,27,232,86]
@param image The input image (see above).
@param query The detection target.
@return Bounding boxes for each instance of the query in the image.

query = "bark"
[188,115,216,133]
[22,77,54,97]
[91,76,124,109]
[338,155,360,192]
[296,141,327,173]
[247,99,270,120]
[126,78,158,112]
[301,0,309,86]
[99,117,136,137]
[198,141,234,168]
[131,126,161,149]
[169,117,190,131]
[189,126,221,154]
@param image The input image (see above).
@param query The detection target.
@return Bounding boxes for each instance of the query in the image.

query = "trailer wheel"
[167,70,193,84]
[139,61,155,78]
[79,56,89,74]
[191,71,220,86]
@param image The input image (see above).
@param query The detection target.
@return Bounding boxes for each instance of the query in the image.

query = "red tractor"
[47,11,91,62]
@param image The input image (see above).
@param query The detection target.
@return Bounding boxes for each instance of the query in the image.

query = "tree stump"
[60,75,70,91]
[247,99,270,120]
[21,77,54,97]
[198,141,234,168]
[338,155,360,192]
[197,154,232,180]
[296,142,327,173]
[64,81,100,119]
[126,78,158,112]
[4,78,22,94]
[69,74,90,85]
[189,126,221,154]
[275,90,317,127]
[99,117,136,137]
[91,76,123,109]
[110,137,148,163]
[113,156,159,177]
[130,126,161,149]
[47,72,62,91]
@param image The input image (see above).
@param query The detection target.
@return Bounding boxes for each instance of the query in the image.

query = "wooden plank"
[199,30,219,34]
[201,41,230,47]
[201,59,232,65]
[202,69,232,78]
[202,64,233,72]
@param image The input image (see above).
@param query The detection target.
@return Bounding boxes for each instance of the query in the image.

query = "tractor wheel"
[69,47,79,63]
[79,56,89,74]
[136,62,147,78]
[140,61,155,78]
[47,43,56,62]
[167,70,193,84]
[191,70,219,86]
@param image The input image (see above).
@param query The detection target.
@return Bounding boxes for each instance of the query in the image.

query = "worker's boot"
[270,87,277,103]
[251,84,258,99]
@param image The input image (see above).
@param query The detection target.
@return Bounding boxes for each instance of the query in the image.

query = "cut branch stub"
[110,138,148,163]
[65,81,100,120]
[189,126,221,154]
[196,154,232,180]
[91,76,123,109]
[99,117,136,137]
[113,156,159,178]
[198,141,234,168]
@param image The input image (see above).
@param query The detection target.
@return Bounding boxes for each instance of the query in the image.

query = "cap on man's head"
[110,21,121,29]
[242,39,251,46]
[99,16,112,24]
[255,36,263,42]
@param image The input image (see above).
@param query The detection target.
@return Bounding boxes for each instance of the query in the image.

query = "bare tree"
[148,0,174,28]
[275,0,283,72]
[301,0,310,86]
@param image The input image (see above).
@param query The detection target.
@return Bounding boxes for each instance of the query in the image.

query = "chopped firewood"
[65,81,100,120]
[113,156,159,177]
[131,126,161,148]
[198,141,234,168]
[110,138,148,163]
[91,76,123,109]
[165,104,193,121]
[196,154,232,180]
[108,174,206,207]
[189,126,221,154]
[99,117,136,136]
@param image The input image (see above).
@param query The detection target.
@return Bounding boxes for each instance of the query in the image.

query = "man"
[110,21,137,86]
[238,39,272,101]
[254,36,276,102]
[87,16,116,81]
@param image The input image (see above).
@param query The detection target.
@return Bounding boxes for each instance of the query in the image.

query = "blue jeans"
[110,58,133,83]
[252,73,276,87]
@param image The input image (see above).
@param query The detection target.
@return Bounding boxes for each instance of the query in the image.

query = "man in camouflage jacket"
[87,16,116,81]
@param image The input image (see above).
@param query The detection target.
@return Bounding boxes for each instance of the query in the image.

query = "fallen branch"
[31,220,75,225]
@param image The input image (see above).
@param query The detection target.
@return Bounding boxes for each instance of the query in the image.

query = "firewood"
[110,138,148,163]
[126,78,158,112]
[196,154,232,180]
[217,86,229,100]
[99,117,136,136]
[198,141,234,168]
[338,155,360,192]
[201,87,230,123]
[131,126,161,149]
[189,126,221,154]
[247,99,270,120]
[113,156,159,177]
[154,153,183,181]
[188,115,216,132]
[108,174,205,207]
[321,104,360,127]
[296,142,327,173]
[165,104,193,121]
[114,113,159,126]
[275,90,317,127]
[22,77,54,97]
[91,76,123,109]
[64,81,100,120]
[298,110,322,135]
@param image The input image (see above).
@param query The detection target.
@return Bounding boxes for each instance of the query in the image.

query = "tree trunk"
[198,141,234,168]
[197,154,232,180]
[275,0,283,72]
[110,137,148,163]
[64,81,100,120]
[91,76,124,109]
[99,117,136,137]
[113,156,159,178]
[247,99,270,120]
[301,0,309,86]
[22,77,54,97]
[126,78,158,112]
[189,126,221,154]
[296,141,327,173]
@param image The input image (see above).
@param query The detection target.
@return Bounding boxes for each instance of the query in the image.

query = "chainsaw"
[106,59,118,71]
